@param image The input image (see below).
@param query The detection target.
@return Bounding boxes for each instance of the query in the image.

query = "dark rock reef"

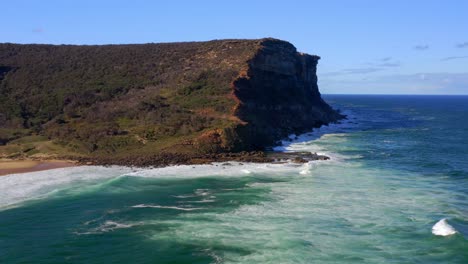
[0,38,342,164]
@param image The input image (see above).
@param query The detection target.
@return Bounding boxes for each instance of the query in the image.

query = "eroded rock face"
[227,39,342,151]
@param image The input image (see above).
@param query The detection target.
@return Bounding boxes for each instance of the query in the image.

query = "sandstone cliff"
[229,39,341,150]
[0,38,342,161]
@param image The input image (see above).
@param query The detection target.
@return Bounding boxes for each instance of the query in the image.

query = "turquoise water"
[1,95,467,263]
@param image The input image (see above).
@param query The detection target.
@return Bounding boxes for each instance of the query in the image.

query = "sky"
[2,0,468,95]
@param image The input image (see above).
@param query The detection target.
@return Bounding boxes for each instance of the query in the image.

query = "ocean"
[0,95,467,263]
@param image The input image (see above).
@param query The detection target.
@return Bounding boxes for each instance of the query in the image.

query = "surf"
[432,218,458,236]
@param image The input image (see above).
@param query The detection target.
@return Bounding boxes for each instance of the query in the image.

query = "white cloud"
[441,55,468,61]
[32,27,44,33]
[320,72,468,95]
[456,42,468,48]
[414,44,429,50]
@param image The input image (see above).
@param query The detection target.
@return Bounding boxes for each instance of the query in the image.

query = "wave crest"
[432,218,457,236]
[132,204,203,211]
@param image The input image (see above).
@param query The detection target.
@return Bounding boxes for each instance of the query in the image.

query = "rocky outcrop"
[204,39,343,151]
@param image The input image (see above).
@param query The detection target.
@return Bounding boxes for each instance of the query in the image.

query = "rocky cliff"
[0,38,342,161]
[230,39,341,150]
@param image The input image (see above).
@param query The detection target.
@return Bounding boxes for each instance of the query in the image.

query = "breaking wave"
[131,204,203,211]
[432,218,458,236]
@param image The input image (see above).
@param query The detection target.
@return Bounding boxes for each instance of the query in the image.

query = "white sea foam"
[179,199,216,203]
[299,162,313,175]
[432,218,458,236]
[0,162,311,210]
[273,109,359,162]
[75,220,140,235]
[132,204,203,211]
[101,220,135,230]
[0,166,132,210]
[172,194,198,198]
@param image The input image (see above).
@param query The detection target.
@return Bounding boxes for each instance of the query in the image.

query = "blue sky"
[2,0,468,94]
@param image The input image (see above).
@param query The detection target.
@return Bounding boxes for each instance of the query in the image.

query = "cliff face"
[0,38,341,159]
[228,39,341,150]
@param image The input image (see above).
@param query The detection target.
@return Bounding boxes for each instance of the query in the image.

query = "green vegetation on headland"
[0,39,342,165]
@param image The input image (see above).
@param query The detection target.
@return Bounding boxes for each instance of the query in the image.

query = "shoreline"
[75,151,329,167]
[0,159,77,176]
[0,151,329,176]
[0,118,348,176]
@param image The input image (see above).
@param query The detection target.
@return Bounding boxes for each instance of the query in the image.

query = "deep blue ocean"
[1,95,467,263]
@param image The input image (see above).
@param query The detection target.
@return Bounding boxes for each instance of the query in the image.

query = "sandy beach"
[0,160,77,176]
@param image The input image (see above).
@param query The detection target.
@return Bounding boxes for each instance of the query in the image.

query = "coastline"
[0,118,347,176]
[75,151,330,167]
[0,151,329,176]
[0,159,77,176]
[0,118,346,176]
